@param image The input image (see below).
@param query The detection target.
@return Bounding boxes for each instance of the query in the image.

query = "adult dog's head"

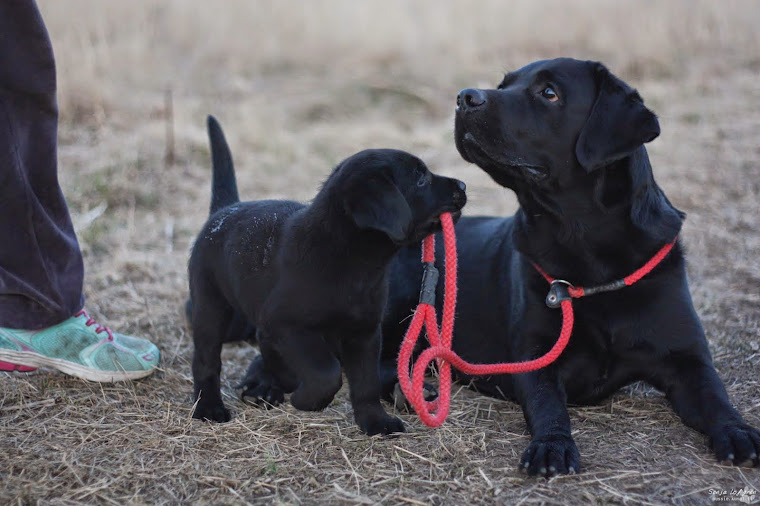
[455,57,682,243]
[324,149,467,245]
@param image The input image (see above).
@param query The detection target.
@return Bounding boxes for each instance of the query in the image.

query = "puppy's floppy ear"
[575,63,660,172]
[344,176,413,243]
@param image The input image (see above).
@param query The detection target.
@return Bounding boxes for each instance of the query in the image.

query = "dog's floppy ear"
[344,175,413,243]
[628,148,685,242]
[575,63,660,172]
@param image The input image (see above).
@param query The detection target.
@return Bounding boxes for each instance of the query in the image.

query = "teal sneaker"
[0,310,159,382]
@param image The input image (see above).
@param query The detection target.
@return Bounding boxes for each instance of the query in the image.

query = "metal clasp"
[545,279,573,309]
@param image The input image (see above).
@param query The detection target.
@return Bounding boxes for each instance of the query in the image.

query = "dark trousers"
[0,0,84,329]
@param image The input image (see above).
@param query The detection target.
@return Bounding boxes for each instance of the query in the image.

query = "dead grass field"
[2,1,760,504]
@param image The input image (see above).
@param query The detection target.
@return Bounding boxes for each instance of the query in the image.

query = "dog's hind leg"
[224,310,257,344]
[190,290,234,422]
[379,358,401,404]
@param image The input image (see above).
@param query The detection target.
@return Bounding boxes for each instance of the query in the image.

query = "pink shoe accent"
[0,361,36,372]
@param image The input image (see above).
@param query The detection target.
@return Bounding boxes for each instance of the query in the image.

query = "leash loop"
[398,213,574,428]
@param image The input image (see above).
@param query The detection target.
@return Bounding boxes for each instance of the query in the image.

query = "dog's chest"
[560,305,647,402]
[311,275,387,328]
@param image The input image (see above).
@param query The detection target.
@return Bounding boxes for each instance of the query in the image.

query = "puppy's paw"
[192,401,231,423]
[237,356,285,408]
[357,412,406,436]
[519,433,580,477]
[711,422,760,467]
[289,374,342,412]
[239,380,284,408]
[391,381,438,411]
[290,387,338,412]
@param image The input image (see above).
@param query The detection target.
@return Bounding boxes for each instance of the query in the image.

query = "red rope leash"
[397,212,677,428]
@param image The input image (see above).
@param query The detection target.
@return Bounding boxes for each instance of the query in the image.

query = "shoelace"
[75,310,114,341]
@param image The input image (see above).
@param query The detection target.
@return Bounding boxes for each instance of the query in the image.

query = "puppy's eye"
[541,86,559,102]
[417,175,429,187]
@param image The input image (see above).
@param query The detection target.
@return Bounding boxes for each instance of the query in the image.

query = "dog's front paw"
[391,381,438,411]
[192,400,231,423]
[356,411,406,436]
[238,373,284,408]
[519,433,580,477]
[711,422,760,466]
[237,356,285,408]
[289,372,342,411]
[240,381,284,407]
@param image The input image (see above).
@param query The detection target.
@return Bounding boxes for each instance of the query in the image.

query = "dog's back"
[191,200,302,314]
[188,116,303,338]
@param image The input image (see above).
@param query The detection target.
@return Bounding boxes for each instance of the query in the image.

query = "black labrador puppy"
[381,58,760,473]
[188,116,466,435]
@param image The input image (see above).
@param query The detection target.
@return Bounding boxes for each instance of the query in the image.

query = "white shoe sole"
[0,349,155,382]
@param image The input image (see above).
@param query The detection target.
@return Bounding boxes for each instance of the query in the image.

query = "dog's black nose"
[452,179,467,208]
[457,88,487,110]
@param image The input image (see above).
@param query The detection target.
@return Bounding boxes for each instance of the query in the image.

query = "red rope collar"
[397,212,677,427]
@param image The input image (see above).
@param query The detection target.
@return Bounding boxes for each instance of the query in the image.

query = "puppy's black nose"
[452,179,467,208]
[457,88,487,110]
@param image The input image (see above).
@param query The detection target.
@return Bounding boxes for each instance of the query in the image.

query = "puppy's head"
[336,149,466,245]
[454,58,659,190]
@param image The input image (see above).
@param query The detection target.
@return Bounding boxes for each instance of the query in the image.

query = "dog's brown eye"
[541,86,559,102]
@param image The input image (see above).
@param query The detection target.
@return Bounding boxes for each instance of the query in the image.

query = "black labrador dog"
[381,58,760,473]
[188,116,466,435]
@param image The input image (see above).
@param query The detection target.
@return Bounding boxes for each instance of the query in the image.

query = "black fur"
[188,116,466,435]
[380,58,760,473]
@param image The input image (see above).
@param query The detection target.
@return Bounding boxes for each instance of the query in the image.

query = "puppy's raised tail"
[207,115,240,214]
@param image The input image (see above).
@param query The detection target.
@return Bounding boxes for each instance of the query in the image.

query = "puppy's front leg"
[341,328,405,436]
[514,368,580,477]
[268,325,344,411]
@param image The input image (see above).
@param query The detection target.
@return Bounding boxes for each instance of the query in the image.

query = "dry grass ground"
[2,1,760,504]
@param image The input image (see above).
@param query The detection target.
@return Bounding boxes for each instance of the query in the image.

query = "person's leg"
[0,0,84,329]
[0,0,160,381]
